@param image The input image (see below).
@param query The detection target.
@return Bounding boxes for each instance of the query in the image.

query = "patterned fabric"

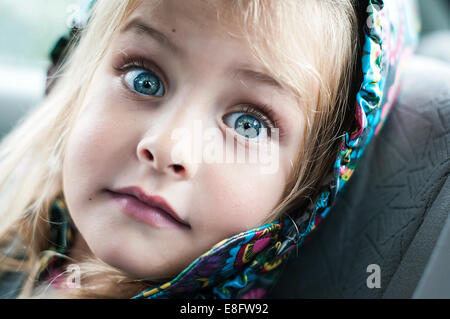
[41,0,420,299]
[35,196,75,288]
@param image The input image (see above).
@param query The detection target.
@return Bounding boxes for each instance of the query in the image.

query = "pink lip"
[107,187,190,230]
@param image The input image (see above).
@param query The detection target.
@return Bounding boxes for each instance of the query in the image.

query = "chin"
[92,246,175,281]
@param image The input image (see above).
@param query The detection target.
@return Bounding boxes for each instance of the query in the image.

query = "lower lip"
[107,191,187,230]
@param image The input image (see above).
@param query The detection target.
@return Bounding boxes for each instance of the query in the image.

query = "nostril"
[172,164,185,174]
[144,150,154,161]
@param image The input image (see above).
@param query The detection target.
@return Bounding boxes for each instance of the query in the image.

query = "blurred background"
[0,0,84,139]
[0,0,449,141]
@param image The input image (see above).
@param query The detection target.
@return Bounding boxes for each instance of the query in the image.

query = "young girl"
[0,0,418,299]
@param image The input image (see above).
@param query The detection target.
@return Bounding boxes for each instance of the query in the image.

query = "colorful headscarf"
[41,0,420,299]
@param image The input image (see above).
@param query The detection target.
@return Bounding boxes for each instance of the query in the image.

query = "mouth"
[106,187,190,230]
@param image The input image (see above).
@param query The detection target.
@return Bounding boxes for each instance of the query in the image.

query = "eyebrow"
[233,68,284,90]
[121,18,183,55]
[121,19,285,91]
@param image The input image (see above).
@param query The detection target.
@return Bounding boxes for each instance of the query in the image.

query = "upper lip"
[109,186,190,228]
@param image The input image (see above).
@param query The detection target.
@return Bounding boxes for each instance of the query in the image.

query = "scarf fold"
[39,0,420,299]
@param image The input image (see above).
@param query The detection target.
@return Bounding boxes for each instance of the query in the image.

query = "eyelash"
[232,104,283,138]
[113,55,286,138]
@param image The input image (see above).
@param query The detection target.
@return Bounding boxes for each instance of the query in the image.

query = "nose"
[136,133,199,179]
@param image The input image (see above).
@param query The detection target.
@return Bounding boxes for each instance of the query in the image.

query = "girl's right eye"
[123,69,166,97]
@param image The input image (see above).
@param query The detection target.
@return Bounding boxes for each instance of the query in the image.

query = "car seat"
[268,54,450,298]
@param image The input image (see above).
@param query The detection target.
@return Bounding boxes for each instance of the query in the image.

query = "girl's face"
[63,0,306,279]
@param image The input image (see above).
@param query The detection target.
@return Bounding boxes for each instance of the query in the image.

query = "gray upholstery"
[413,203,450,298]
[417,31,450,64]
[417,0,450,35]
[268,55,450,299]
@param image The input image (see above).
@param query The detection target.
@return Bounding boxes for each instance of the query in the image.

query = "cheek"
[62,90,137,198]
[63,110,115,187]
[197,163,286,235]
[62,59,133,186]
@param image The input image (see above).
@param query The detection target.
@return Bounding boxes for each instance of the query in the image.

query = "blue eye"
[124,70,165,96]
[223,112,269,140]
[235,114,261,138]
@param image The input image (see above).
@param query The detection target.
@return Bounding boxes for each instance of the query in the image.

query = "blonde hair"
[0,0,358,298]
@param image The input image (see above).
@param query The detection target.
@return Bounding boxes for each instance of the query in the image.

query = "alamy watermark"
[170,120,280,175]
[366,4,383,29]
[66,4,82,28]
[366,264,381,289]
[65,264,81,289]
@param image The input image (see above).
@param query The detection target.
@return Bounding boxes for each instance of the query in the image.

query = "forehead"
[127,0,231,37]
[118,0,291,92]
[120,1,251,66]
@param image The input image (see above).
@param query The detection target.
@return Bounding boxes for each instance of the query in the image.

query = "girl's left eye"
[223,105,275,140]
[123,69,165,97]
[223,113,265,139]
